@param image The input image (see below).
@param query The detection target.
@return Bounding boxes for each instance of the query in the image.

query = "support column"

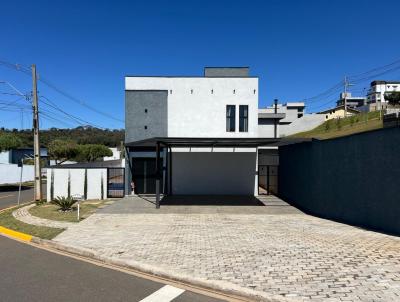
[155,142,160,209]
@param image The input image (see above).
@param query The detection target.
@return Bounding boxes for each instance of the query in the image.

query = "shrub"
[52,196,77,212]
[325,120,331,132]
[350,115,355,127]
[336,118,342,130]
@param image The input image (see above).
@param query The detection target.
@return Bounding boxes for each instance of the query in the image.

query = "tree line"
[0,126,124,148]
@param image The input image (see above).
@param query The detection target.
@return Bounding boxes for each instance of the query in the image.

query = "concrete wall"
[125,77,258,138]
[280,114,325,136]
[278,127,400,235]
[46,168,107,201]
[0,164,34,184]
[0,151,11,164]
[258,118,277,137]
[125,90,168,143]
[172,151,257,195]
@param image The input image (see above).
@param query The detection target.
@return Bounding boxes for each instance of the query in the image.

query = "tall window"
[239,105,248,132]
[226,105,236,132]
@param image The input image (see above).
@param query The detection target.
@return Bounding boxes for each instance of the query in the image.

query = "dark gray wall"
[279,127,400,235]
[125,90,168,143]
[204,67,249,77]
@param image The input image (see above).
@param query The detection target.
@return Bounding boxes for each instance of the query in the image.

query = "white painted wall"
[0,151,11,164]
[280,114,325,136]
[87,169,107,200]
[0,164,34,184]
[104,148,121,161]
[171,151,257,195]
[46,168,107,201]
[125,77,259,138]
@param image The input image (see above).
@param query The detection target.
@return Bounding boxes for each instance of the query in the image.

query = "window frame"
[239,105,248,132]
[226,105,236,132]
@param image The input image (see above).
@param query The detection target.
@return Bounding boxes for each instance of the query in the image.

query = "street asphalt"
[0,236,224,302]
[0,184,46,210]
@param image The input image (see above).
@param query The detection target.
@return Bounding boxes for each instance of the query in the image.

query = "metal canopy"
[125,137,311,148]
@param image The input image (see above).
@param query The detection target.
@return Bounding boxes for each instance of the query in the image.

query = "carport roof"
[125,137,311,148]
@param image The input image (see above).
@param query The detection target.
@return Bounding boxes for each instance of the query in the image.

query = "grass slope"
[290,111,383,139]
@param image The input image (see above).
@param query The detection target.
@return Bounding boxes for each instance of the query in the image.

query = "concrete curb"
[0,226,32,241]
[30,237,296,302]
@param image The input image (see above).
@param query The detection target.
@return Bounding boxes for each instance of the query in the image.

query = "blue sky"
[1,0,400,129]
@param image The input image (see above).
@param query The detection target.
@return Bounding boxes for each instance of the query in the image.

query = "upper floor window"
[226,105,236,132]
[239,105,248,132]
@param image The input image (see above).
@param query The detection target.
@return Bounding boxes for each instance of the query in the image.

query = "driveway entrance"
[55,195,400,301]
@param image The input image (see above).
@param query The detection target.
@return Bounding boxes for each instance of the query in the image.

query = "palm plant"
[52,196,77,212]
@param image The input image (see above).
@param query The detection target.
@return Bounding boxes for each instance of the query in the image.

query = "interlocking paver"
[54,196,400,301]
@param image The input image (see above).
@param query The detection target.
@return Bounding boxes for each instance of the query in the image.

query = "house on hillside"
[319,105,360,121]
[124,67,291,205]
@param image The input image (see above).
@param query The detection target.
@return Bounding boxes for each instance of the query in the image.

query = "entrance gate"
[107,168,125,198]
[258,165,278,195]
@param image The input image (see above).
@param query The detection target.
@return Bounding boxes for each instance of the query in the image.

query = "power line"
[0,58,124,124]
[40,96,106,129]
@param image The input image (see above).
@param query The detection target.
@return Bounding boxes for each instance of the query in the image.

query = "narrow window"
[253,89,256,94]
[144,125,147,130]
[233,89,236,94]
[239,105,248,132]
[211,89,214,94]
[169,90,172,94]
[226,105,236,132]
[145,109,148,113]
[191,89,193,94]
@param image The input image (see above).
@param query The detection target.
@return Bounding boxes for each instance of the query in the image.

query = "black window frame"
[226,105,236,132]
[239,105,248,132]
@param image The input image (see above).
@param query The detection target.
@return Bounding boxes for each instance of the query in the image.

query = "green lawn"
[29,200,111,223]
[0,206,64,240]
[290,111,383,140]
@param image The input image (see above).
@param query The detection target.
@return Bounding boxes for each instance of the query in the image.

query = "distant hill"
[0,126,125,148]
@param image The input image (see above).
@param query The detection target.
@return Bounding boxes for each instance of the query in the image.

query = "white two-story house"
[124,67,281,206]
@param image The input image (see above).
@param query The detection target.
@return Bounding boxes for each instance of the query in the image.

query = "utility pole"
[344,76,348,118]
[343,76,354,118]
[32,64,42,201]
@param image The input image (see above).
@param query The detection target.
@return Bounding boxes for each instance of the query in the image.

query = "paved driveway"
[54,196,400,301]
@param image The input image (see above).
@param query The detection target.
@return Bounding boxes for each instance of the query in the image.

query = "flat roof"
[258,112,286,119]
[126,137,311,148]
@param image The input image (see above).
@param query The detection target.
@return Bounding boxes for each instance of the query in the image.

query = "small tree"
[0,133,22,152]
[385,91,400,107]
[336,117,342,130]
[324,120,331,132]
[48,139,79,165]
[350,115,355,127]
[77,144,113,162]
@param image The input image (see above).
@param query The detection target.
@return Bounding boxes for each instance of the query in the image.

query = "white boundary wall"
[0,164,34,184]
[46,168,107,201]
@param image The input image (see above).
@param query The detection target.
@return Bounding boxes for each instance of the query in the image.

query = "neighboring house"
[336,92,366,109]
[319,105,360,121]
[124,67,282,200]
[258,101,325,136]
[367,80,400,109]
[0,148,48,165]
[104,147,121,161]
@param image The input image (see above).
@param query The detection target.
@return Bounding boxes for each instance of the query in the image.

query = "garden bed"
[29,200,112,223]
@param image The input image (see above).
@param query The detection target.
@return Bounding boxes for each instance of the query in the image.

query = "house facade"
[125,67,280,200]
[367,80,400,108]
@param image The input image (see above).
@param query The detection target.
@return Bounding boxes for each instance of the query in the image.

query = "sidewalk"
[53,196,400,301]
